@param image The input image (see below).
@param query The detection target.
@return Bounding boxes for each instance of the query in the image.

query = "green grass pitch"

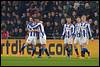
[1,56,99,66]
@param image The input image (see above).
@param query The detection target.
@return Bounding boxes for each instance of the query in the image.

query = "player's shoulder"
[84,21,90,25]
[27,22,32,28]
[36,21,43,27]
[64,24,66,26]
[28,21,32,25]
[86,23,90,27]
[37,22,42,26]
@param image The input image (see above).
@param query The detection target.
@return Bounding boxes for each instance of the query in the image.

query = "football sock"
[39,48,42,56]
[31,48,36,56]
[20,45,27,52]
[81,48,85,57]
[83,48,90,56]
[43,48,50,56]
[70,44,73,55]
[68,47,71,56]
[75,48,79,56]
[65,45,70,57]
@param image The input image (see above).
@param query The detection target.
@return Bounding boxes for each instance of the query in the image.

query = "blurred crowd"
[1,1,99,39]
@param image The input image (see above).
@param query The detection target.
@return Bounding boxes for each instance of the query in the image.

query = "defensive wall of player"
[1,39,99,58]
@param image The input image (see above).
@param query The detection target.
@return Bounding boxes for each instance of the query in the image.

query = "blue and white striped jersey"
[38,22,46,37]
[27,21,39,37]
[27,21,46,37]
[74,23,81,37]
[80,21,92,38]
[62,23,75,38]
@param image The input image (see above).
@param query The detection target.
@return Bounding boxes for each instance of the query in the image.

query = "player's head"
[66,16,71,24]
[29,17,33,22]
[76,17,81,23]
[81,15,87,22]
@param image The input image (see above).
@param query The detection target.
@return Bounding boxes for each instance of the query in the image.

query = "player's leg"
[64,38,70,57]
[69,37,73,55]
[80,37,90,59]
[19,42,28,54]
[82,38,90,57]
[31,37,37,58]
[74,45,79,57]
[39,36,50,57]
[19,37,32,55]
[66,37,73,57]
[85,38,90,57]
[80,45,85,59]
[41,44,50,56]
[38,46,42,58]
[31,45,36,58]
[74,37,79,57]
[80,38,85,59]
[38,38,43,58]
[64,44,70,57]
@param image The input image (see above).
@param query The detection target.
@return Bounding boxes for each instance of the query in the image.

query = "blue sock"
[43,48,49,56]
[43,48,47,51]
[81,48,85,57]
[83,48,88,52]
[67,48,71,56]
[83,48,90,56]
[32,48,36,51]
[68,48,71,53]
[32,48,36,56]
[39,48,42,56]
[20,45,27,52]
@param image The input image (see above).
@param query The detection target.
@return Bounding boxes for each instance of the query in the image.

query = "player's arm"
[27,24,39,32]
[39,23,45,37]
[61,24,66,39]
[71,25,75,38]
[40,23,45,32]
[87,24,93,40]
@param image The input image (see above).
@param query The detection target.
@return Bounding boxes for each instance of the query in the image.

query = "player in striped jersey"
[62,17,74,58]
[73,17,81,58]
[19,17,39,58]
[80,15,93,59]
[34,18,50,58]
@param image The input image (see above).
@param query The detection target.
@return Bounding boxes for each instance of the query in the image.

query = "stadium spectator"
[45,22,53,39]
[1,28,9,39]
[13,28,19,38]
[53,22,60,39]
[1,1,99,39]
[18,28,25,38]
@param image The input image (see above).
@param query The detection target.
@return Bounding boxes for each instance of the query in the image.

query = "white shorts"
[64,37,73,44]
[39,36,46,44]
[74,37,81,45]
[26,36,37,45]
[80,37,89,45]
